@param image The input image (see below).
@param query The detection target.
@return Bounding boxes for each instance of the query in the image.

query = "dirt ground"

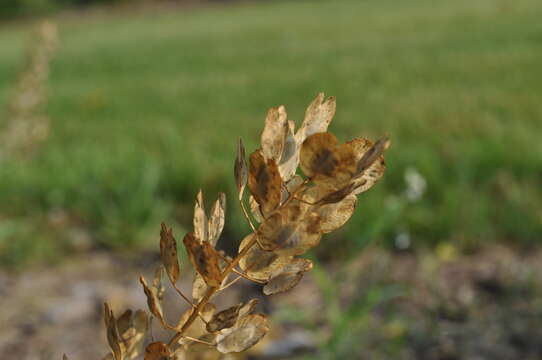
[1,245,541,360]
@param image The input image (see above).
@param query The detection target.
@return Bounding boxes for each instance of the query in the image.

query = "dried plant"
[0,21,58,160]
[92,93,390,360]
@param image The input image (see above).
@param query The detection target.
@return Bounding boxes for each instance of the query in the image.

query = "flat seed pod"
[347,137,387,195]
[278,120,299,182]
[263,272,304,295]
[206,303,243,332]
[183,232,222,288]
[261,105,288,163]
[234,138,248,200]
[314,194,357,233]
[300,132,357,192]
[257,211,321,256]
[144,342,170,360]
[216,314,269,354]
[159,223,180,285]
[104,303,123,360]
[248,150,283,217]
[193,190,208,243]
[139,276,165,326]
[355,136,390,175]
[296,93,336,145]
[208,193,226,246]
[239,234,281,281]
[263,258,313,295]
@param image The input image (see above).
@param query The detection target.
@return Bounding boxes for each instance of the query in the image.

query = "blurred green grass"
[0,0,541,266]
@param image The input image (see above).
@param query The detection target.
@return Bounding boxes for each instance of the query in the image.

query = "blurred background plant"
[0,0,541,359]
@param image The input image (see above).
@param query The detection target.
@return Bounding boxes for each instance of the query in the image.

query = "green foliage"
[1,0,542,266]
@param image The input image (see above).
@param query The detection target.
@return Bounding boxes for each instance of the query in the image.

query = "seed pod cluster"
[96,93,389,360]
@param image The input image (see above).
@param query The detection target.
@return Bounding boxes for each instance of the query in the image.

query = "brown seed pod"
[159,223,180,285]
[248,149,283,217]
[206,303,243,333]
[216,314,269,354]
[208,192,226,246]
[183,232,222,287]
[139,276,166,327]
[234,138,248,200]
[261,105,289,163]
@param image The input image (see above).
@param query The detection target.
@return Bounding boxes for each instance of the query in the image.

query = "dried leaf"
[216,314,269,354]
[206,303,243,332]
[278,120,299,182]
[159,223,180,285]
[139,276,165,326]
[183,232,222,287]
[248,150,283,217]
[296,93,336,144]
[104,303,123,360]
[314,194,357,233]
[234,138,248,200]
[194,190,208,243]
[144,342,170,360]
[261,105,288,162]
[208,193,226,246]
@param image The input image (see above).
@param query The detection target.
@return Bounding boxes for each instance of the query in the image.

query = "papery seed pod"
[248,150,283,217]
[257,209,321,256]
[234,138,248,200]
[183,232,222,287]
[216,314,269,354]
[208,193,226,246]
[239,234,289,281]
[139,276,166,327]
[300,132,356,192]
[313,194,357,233]
[193,190,208,243]
[206,303,243,332]
[295,93,336,145]
[103,303,123,360]
[261,105,289,163]
[160,223,180,285]
[278,120,298,182]
[263,258,313,295]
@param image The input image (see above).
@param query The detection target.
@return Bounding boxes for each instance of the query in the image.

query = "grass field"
[0,0,541,267]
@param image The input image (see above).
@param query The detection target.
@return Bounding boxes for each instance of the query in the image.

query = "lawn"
[0,0,541,266]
